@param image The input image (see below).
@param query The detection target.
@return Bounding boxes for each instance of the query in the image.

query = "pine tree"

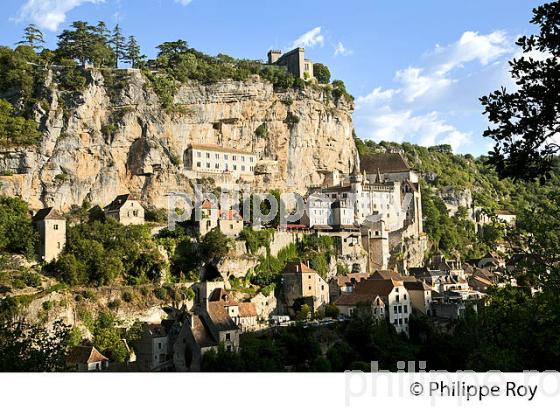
[57,21,113,67]
[110,24,126,68]
[17,24,45,51]
[123,36,145,68]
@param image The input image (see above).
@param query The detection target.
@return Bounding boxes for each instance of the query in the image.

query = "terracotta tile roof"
[104,194,141,211]
[32,207,64,221]
[360,153,411,174]
[67,346,108,365]
[219,209,242,220]
[335,293,385,307]
[207,302,238,331]
[371,270,402,281]
[238,302,257,317]
[200,199,218,209]
[283,261,317,274]
[189,143,254,156]
[191,315,217,348]
[352,278,397,299]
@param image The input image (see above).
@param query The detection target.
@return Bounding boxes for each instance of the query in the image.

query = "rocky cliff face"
[0,69,356,210]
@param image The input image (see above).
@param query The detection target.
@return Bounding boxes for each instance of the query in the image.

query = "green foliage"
[0,195,38,259]
[154,287,168,300]
[481,1,560,182]
[17,24,45,51]
[0,99,40,147]
[145,207,167,223]
[92,310,128,362]
[295,304,311,321]
[331,79,353,102]
[47,217,166,286]
[255,123,268,139]
[56,21,115,67]
[122,290,133,303]
[324,304,340,319]
[200,228,233,260]
[0,319,71,371]
[313,63,331,84]
[240,226,273,254]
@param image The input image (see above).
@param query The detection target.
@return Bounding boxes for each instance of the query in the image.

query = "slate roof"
[404,281,432,291]
[360,153,411,174]
[67,346,108,365]
[104,194,140,211]
[32,207,64,222]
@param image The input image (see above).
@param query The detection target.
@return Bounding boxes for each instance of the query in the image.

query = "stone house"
[133,322,174,371]
[218,209,244,237]
[335,276,411,334]
[281,261,330,315]
[267,47,314,79]
[403,280,433,314]
[208,288,259,332]
[174,305,240,372]
[329,272,370,301]
[184,143,257,178]
[335,292,386,320]
[33,207,66,263]
[195,199,219,236]
[66,346,109,371]
[104,194,145,225]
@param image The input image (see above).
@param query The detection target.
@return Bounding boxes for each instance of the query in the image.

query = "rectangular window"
[215,153,219,159]
[196,151,201,158]
[53,224,59,230]
[206,153,210,158]
[404,305,408,314]
[225,333,231,341]
[224,154,229,160]
[196,161,201,168]
[233,155,237,161]
[250,157,254,162]
[206,163,210,168]
[241,165,245,171]
[393,306,397,314]
[396,295,400,302]
[398,306,402,313]
[215,163,220,169]
[233,165,237,170]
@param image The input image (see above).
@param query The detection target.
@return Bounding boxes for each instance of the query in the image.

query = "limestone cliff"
[0,69,356,210]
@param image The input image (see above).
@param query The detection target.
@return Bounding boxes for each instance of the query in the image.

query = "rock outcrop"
[0,69,356,210]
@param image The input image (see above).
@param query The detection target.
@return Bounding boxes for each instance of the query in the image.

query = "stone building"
[33,207,66,263]
[267,47,314,79]
[133,322,174,371]
[281,261,329,314]
[335,275,411,334]
[184,143,257,178]
[66,346,109,372]
[174,305,240,371]
[104,194,145,225]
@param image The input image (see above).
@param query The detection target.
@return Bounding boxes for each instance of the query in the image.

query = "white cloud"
[14,0,105,31]
[291,27,324,49]
[354,30,515,152]
[334,41,353,57]
[174,0,193,5]
[395,67,453,102]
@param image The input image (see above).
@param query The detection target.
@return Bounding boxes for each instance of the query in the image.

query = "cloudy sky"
[0,0,546,155]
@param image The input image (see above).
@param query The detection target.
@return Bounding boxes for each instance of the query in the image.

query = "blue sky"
[1,0,546,155]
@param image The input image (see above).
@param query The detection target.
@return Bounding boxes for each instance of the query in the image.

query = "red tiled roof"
[238,302,257,317]
[334,273,370,288]
[189,143,254,156]
[207,302,238,331]
[283,261,317,274]
[335,293,385,307]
